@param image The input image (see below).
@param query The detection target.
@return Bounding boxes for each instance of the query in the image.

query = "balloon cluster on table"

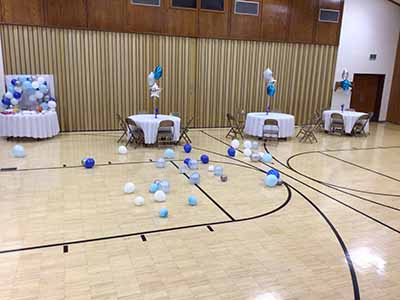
[264,68,277,97]
[340,68,352,91]
[1,76,56,113]
[147,65,163,118]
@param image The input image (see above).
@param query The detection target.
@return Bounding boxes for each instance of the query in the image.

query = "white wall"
[332,0,400,120]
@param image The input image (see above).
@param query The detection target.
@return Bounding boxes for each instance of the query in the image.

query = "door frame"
[350,73,385,122]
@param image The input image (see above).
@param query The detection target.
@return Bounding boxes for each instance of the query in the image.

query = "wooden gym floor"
[0,123,399,300]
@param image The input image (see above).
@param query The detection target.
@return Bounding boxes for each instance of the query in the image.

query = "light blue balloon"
[188,159,198,170]
[159,180,170,193]
[189,172,200,185]
[40,102,49,110]
[149,183,159,193]
[164,148,175,159]
[22,81,32,90]
[262,153,273,163]
[12,145,25,158]
[264,174,278,187]
[7,84,15,93]
[214,165,223,177]
[188,195,197,206]
[159,208,169,218]
[39,84,49,94]
[156,158,166,168]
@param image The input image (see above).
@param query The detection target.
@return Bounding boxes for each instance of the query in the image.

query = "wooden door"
[387,33,400,124]
[350,74,385,121]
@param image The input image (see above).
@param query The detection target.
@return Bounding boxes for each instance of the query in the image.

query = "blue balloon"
[188,195,198,206]
[39,84,49,94]
[22,81,32,90]
[265,174,278,187]
[214,165,223,177]
[84,158,95,169]
[184,158,191,166]
[7,84,15,93]
[200,154,209,164]
[267,169,280,179]
[183,143,192,153]
[149,183,159,193]
[188,159,198,170]
[159,180,170,193]
[164,148,175,159]
[267,84,276,97]
[227,147,236,157]
[40,102,49,110]
[12,145,25,158]
[2,97,11,107]
[189,172,200,185]
[341,79,352,91]
[262,153,273,163]
[159,208,169,218]
[13,92,22,99]
[154,65,163,80]
[11,79,17,86]
[156,158,166,168]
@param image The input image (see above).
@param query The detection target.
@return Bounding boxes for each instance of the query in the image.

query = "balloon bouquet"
[1,75,57,113]
[147,66,163,118]
[340,68,352,112]
[263,68,277,115]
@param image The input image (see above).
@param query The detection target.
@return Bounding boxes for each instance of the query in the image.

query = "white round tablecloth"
[323,110,369,134]
[244,112,295,138]
[0,111,60,139]
[129,114,181,144]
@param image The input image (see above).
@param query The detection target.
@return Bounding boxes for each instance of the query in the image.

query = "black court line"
[1,167,17,172]
[0,162,291,254]
[207,225,214,232]
[320,151,400,183]
[287,183,360,300]
[170,160,235,221]
[141,235,147,242]
[286,151,400,198]
[199,131,400,234]
[63,245,69,253]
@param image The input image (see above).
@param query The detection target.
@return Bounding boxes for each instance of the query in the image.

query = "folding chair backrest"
[264,119,279,127]
[117,113,128,131]
[331,113,344,122]
[226,113,237,128]
[159,120,174,128]
[125,118,137,128]
[184,116,194,129]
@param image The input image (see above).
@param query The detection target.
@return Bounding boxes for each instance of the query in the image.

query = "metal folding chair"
[226,113,244,139]
[330,113,345,135]
[352,114,370,136]
[178,116,193,144]
[125,118,145,147]
[156,120,175,147]
[263,119,280,141]
[116,113,128,143]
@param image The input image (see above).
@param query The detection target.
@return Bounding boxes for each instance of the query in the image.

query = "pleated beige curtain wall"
[0,25,337,131]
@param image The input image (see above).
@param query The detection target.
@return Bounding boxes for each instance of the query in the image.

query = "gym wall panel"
[0,25,195,131]
[0,24,337,131]
[195,38,337,127]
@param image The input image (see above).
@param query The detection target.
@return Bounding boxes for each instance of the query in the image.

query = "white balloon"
[243,148,252,157]
[243,140,252,149]
[14,87,23,93]
[231,139,240,149]
[48,100,57,109]
[208,165,215,172]
[154,190,166,202]
[124,182,136,194]
[134,196,145,206]
[29,95,37,102]
[147,72,155,87]
[258,152,265,158]
[5,92,13,99]
[264,68,273,82]
[341,68,349,80]
[32,81,40,89]
[118,145,128,155]
[11,98,19,106]
[38,77,45,84]
[35,91,44,99]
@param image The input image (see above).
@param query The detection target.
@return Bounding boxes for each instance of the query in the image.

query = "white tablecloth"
[323,110,369,134]
[129,114,181,144]
[0,111,60,138]
[244,112,295,138]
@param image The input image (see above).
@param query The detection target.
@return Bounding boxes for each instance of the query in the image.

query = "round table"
[244,112,295,138]
[129,114,181,144]
[0,110,60,139]
[323,110,369,134]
